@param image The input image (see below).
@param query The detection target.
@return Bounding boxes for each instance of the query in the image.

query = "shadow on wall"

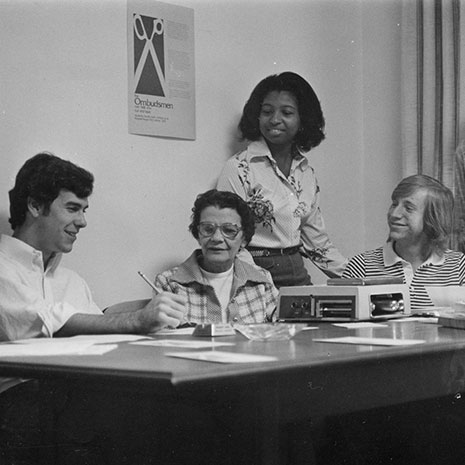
[226,112,248,159]
[0,213,11,236]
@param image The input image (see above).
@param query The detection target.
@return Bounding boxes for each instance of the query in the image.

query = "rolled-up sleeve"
[299,180,348,278]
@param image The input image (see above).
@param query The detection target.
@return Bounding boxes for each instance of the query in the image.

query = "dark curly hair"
[238,71,325,152]
[9,152,94,230]
[189,189,255,244]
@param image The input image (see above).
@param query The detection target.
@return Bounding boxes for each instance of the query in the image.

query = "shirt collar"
[383,241,445,267]
[0,234,62,272]
[247,139,308,169]
[171,249,270,286]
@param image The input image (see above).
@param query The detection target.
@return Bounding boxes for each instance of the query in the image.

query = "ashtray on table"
[234,323,307,341]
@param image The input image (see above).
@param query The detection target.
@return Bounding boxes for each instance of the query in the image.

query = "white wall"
[0,0,402,307]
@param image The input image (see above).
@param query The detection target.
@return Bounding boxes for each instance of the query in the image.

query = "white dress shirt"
[0,234,101,393]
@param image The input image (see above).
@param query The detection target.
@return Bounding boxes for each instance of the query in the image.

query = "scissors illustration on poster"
[133,14,168,97]
[128,0,195,140]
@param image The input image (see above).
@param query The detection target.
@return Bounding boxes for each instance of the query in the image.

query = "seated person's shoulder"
[347,246,384,262]
[235,256,275,285]
[155,265,180,283]
[342,246,385,278]
[444,249,465,261]
[236,248,255,265]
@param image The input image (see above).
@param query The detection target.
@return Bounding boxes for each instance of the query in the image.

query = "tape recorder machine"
[277,277,410,322]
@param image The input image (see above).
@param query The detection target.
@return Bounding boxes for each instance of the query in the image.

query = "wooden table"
[1,320,465,464]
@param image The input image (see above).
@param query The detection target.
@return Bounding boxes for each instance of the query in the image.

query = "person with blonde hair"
[322,175,465,464]
[343,174,465,309]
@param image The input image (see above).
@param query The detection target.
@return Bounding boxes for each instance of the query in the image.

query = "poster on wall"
[127,0,195,140]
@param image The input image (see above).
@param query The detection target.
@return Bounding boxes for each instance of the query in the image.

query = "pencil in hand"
[137,271,158,294]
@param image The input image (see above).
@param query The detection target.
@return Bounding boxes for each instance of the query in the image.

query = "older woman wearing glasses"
[152,189,278,325]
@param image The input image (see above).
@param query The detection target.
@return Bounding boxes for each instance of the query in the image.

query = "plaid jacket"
[154,250,278,324]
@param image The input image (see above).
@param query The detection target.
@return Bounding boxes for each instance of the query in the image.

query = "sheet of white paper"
[153,327,196,336]
[394,317,439,324]
[0,340,115,356]
[69,334,149,343]
[409,307,453,317]
[11,338,88,345]
[165,351,278,363]
[333,322,388,329]
[426,286,465,307]
[76,344,117,355]
[131,339,234,348]
[313,336,425,346]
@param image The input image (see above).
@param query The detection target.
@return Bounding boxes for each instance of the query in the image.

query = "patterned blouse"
[216,139,347,277]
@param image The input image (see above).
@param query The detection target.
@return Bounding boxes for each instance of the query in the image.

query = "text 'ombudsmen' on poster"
[128,0,195,140]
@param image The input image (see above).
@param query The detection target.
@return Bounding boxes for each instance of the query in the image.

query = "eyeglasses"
[198,222,242,239]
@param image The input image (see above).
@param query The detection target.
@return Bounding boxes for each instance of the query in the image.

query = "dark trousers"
[253,252,312,288]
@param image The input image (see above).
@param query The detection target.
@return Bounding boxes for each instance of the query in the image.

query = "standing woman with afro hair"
[217,72,347,287]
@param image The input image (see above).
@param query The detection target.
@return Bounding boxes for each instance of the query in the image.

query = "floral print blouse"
[216,139,347,277]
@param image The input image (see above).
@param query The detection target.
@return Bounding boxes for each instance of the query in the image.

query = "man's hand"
[136,292,186,333]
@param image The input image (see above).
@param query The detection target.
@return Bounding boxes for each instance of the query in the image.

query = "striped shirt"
[343,242,465,309]
[154,250,278,324]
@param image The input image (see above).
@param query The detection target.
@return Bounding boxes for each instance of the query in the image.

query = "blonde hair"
[391,174,454,253]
